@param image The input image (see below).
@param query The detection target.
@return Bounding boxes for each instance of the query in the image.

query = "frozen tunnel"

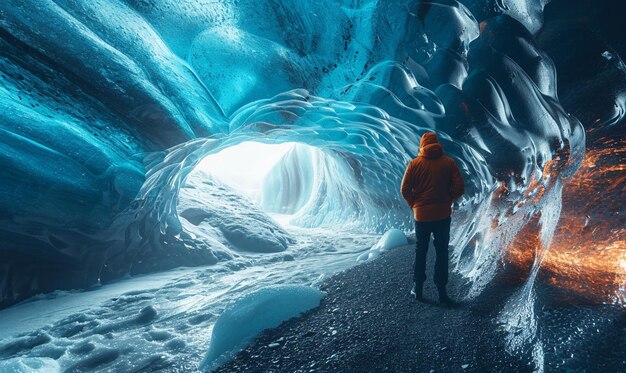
[1,0,625,371]
[189,141,322,222]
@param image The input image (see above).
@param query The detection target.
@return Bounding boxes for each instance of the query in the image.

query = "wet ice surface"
[539,302,626,371]
[0,234,379,372]
[0,180,381,372]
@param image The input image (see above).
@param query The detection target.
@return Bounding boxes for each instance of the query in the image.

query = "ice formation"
[199,285,325,372]
[2,0,622,371]
[0,357,60,373]
[357,229,408,262]
[178,171,294,254]
[0,0,585,307]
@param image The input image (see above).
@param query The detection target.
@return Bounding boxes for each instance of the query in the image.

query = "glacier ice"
[0,357,60,373]
[199,285,325,372]
[0,0,611,370]
[0,0,585,307]
[260,143,321,216]
[179,170,294,253]
[357,229,409,262]
[496,179,563,371]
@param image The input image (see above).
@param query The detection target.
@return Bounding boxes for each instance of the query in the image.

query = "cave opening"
[187,141,323,227]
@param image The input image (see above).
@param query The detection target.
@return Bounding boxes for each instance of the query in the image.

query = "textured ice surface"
[0,357,60,372]
[199,285,325,372]
[497,180,563,372]
[537,5,626,128]
[261,144,321,215]
[0,0,585,306]
[179,171,294,253]
[0,220,376,372]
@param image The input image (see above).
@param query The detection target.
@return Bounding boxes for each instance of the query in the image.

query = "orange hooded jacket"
[401,132,465,222]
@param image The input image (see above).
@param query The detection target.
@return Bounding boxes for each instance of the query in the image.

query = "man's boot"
[411,282,424,301]
[437,285,452,305]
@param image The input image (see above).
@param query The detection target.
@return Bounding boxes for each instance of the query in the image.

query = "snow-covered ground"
[0,229,382,372]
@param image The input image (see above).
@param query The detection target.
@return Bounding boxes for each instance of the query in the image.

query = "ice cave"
[0,0,624,372]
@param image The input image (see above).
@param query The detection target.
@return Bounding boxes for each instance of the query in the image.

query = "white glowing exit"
[195,141,304,202]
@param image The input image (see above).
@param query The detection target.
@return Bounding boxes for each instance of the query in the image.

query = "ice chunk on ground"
[199,285,325,372]
[357,229,408,262]
[0,357,60,372]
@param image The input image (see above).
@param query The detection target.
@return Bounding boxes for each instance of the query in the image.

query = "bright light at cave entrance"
[196,141,298,200]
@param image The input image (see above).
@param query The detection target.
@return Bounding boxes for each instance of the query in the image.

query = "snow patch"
[199,285,325,372]
[179,173,294,253]
[356,229,408,262]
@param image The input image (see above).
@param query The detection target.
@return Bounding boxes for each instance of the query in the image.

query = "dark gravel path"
[215,245,625,373]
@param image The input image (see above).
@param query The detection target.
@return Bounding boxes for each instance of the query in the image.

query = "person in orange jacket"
[401,132,465,304]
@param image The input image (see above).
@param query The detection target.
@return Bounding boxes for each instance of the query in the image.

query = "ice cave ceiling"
[0,0,624,308]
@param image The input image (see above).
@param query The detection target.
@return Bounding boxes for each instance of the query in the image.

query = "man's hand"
[400,161,417,207]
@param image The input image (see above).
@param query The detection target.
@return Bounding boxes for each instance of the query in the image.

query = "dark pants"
[413,216,451,286]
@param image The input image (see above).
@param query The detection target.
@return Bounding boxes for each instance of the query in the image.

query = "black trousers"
[413,216,451,286]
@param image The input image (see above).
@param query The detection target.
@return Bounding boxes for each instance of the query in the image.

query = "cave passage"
[186,141,327,228]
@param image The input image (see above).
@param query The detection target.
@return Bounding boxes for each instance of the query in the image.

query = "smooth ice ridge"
[357,229,409,262]
[260,143,322,216]
[199,285,325,372]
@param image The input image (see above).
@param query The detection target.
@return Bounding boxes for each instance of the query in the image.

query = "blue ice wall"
[0,0,586,307]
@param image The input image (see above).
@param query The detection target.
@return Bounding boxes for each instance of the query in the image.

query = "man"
[400,132,464,304]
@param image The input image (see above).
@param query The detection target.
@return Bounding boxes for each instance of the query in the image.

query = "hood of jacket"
[418,132,443,159]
